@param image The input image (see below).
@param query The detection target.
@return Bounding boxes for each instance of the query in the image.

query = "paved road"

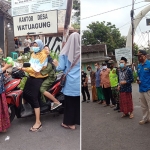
[82,83,150,150]
[0,113,80,150]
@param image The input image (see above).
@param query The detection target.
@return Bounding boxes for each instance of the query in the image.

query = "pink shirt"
[100,68,111,88]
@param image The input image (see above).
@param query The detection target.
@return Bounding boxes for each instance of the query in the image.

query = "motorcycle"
[5,65,65,122]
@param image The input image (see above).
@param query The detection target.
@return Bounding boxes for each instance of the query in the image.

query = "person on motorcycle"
[39,46,62,110]
[0,61,12,132]
[20,39,48,132]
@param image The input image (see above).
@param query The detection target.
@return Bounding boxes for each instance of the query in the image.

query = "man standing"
[136,50,150,124]
[87,66,97,102]
[95,62,105,104]
[81,69,90,103]
[118,57,134,119]
[24,35,31,53]
[100,62,112,107]
[108,60,119,109]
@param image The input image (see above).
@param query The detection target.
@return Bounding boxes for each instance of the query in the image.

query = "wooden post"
[62,0,73,49]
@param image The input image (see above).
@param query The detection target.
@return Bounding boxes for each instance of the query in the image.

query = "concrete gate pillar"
[126,5,150,49]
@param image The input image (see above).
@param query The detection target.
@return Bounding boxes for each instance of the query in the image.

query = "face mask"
[103,66,107,70]
[88,70,91,72]
[32,47,40,53]
[95,66,98,69]
[120,63,124,68]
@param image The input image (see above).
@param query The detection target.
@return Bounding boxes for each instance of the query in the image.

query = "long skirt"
[91,86,98,101]
[120,92,133,114]
[23,76,44,108]
[0,93,10,132]
[96,87,105,101]
[63,95,80,125]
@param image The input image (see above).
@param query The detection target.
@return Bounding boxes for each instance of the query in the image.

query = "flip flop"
[61,123,75,130]
[51,103,62,110]
[29,124,42,132]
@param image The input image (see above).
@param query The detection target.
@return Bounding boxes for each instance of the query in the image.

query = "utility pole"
[62,0,73,49]
[131,0,134,64]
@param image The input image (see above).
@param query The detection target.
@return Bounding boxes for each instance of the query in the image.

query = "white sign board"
[13,11,58,36]
[115,48,132,65]
[11,0,67,16]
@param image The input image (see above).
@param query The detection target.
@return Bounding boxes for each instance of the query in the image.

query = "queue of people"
[83,57,134,119]
[0,32,80,133]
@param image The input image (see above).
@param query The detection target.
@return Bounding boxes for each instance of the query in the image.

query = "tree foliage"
[72,0,80,30]
[82,21,126,53]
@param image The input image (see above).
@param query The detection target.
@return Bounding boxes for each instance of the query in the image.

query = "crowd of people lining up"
[82,50,150,125]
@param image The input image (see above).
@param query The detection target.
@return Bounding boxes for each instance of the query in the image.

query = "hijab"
[34,39,44,52]
[60,32,80,65]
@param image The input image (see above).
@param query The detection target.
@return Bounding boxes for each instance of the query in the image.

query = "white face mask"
[95,66,98,69]
[103,66,107,70]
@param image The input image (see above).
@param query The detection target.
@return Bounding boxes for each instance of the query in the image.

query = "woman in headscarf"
[21,39,48,132]
[53,32,80,130]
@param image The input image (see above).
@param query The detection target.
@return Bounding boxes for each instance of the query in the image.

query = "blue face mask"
[120,63,124,68]
[32,47,40,53]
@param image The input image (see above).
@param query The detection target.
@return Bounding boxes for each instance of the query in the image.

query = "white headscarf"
[60,32,80,65]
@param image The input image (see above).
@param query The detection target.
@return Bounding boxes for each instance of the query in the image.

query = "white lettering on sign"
[13,11,57,36]
[11,0,67,16]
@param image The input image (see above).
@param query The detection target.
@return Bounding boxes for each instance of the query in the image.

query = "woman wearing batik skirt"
[0,63,12,132]
[118,57,134,119]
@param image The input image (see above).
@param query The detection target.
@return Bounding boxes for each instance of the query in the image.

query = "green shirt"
[40,63,56,80]
[109,68,118,87]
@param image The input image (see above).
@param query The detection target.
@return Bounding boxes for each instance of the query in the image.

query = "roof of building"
[82,44,106,54]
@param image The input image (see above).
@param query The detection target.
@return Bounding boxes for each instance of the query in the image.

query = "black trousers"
[103,87,112,105]
[110,90,116,105]
[82,86,90,101]
[23,76,44,108]
[63,95,80,125]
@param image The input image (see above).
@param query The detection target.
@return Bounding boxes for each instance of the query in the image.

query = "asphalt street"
[0,113,80,150]
[82,83,150,150]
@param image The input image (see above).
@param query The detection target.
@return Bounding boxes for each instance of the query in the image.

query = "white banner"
[13,11,58,36]
[11,0,67,16]
[115,48,132,64]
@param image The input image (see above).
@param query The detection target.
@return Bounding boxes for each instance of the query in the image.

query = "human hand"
[120,81,126,85]
[52,59,58,67]
[136,80,141,84]
[83,82,87,87]
[34,72,41,77]
[4,63,12,69]
[117,86,120,91]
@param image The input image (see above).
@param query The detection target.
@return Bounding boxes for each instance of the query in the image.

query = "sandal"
[121,114,127,118]
[29,124,42,132]
[61,123,75,130]
[129,114,134,119]
[51,103,62,110]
